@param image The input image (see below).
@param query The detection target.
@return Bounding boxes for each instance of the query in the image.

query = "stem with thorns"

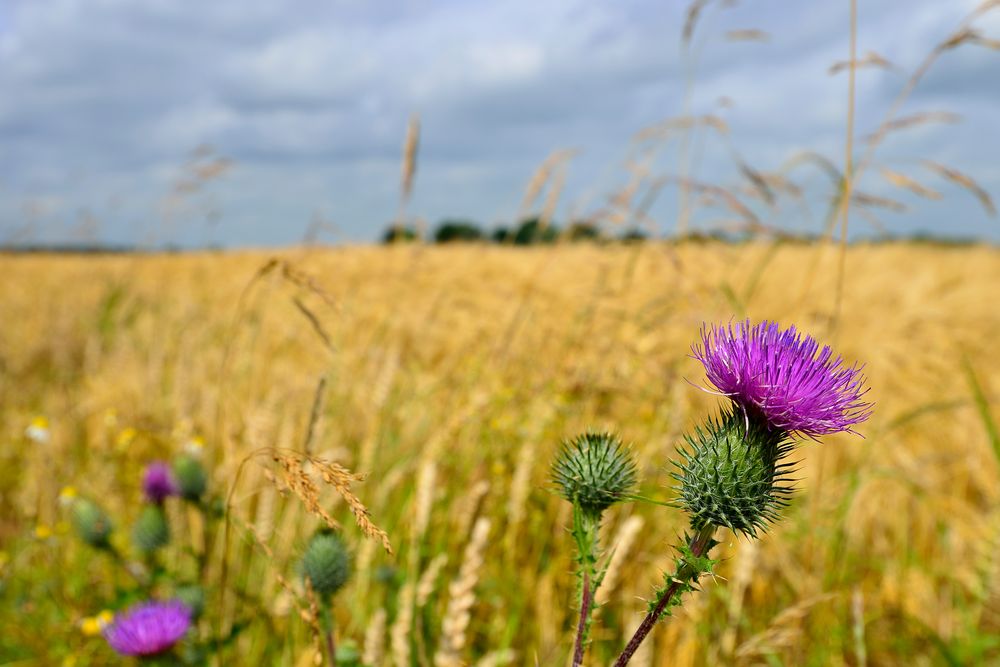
[570,507,602,667]
[612,524,718,667]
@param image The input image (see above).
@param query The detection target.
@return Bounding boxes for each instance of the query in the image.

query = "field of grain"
[1,241,999,666]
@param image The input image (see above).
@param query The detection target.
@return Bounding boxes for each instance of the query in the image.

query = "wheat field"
[1,240,999,665]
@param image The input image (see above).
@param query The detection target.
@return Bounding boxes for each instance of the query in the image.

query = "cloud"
[0,0,997,246]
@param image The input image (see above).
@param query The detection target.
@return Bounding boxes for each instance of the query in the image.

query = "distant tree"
[382,225,420,244]
[620,228,649,244]
[512,217,559,245]
[433,219,484,243]
[491,227,511,243]
[565,221,603,242]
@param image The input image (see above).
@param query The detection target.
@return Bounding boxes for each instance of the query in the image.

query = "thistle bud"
[675,408,795,537]
[551,432,637,517]
[174,584,205,620]
[71,498,113,549]
[132,504,170,553]
[172,454,207,502]
[301,530,353,598]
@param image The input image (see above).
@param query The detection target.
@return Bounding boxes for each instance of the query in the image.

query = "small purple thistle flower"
[692,320,872,438]
[103,600,191,657]
[142,462,178,504]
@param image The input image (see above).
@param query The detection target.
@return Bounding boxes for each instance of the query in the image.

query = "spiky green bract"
[302,530,353,599]
[552,432,638,517]
[133,504,170,553]
[172,455,207,502]
[648,529,719,621]
[71,498,113,549]
[674,408,795,537]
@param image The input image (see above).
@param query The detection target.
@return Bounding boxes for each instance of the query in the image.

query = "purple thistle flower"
[692,320,872,437]
[141,461,178,504]
[103,600,191,657]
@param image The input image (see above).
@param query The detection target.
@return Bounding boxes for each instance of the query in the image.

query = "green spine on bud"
[301,530,353,598]
[132,504,170,553]
[674,408,795,537]
[172,454,207,501]
[71,498,113,548]
[552,432,638,516]
[175,584,205,620]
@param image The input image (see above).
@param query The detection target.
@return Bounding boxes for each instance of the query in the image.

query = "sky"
[0,0,998,247]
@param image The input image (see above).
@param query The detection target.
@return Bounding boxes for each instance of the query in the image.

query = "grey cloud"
[0,0,997,246]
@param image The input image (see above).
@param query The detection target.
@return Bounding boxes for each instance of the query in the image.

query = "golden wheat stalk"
[434,517,491,667]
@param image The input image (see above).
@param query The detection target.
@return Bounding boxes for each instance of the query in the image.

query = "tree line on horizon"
[382,217,653,245]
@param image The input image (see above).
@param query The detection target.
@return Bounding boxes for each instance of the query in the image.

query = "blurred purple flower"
[142,462,178,504]
[692,320,872,437]
[103,600,191,657]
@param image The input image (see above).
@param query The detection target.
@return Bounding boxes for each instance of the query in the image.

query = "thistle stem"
[612,524,717,667]
[572,572,594,667]
[321,602,337,665]
[570,507,601,666]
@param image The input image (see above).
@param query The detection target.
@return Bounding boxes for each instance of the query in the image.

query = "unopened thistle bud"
[71,498,113,549]
[301,530,353,599]
[675,408,795,537]
[552,432,637,517]
[132,504,170,553]
[172,454,207,502]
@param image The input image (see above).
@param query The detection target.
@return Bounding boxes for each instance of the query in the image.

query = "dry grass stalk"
[390,582,415,667]
[880,168,943,200]
[595,515,645,606]
[829,50,894,75]
[735,593,838,659]
[725,29,769,42]
[922,160,997,216]
[363,607,388,667]
[434,517,491,667]
[519,149,577,222]
[453,479,491,540]
[505,439,536,542]
[412,460,438,548]
[401,114,420,203]
[417,554,450,607]
[263,449,392,553]
[718,540,759,659]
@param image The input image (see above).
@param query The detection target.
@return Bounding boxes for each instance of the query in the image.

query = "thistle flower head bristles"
[141,461,178,504]
[692,320,873,438]
[552,432,638,517]
[103,599,191,657]
[70,498,113,549]
[172,454,207,502]
[674,407,796,537]
[301,529,353,599]
[132,504,170,553]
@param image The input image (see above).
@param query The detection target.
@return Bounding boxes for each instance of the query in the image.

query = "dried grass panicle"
[453,479,491,540]
[265,449,393,553]
[390,582,415,667]
[412,460,438,546]
[595,515,645,606]
[434,518,491,667]
[735,593,838,659]
[416,554,450,607]
[363,607,387,667]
